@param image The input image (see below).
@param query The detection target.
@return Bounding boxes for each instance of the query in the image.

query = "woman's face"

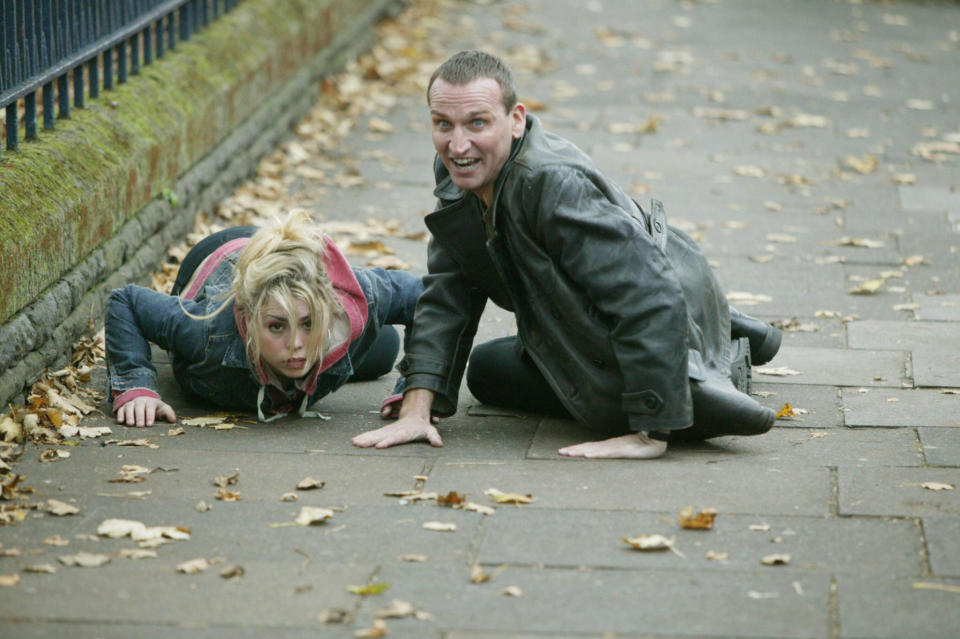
[258,298,317,380]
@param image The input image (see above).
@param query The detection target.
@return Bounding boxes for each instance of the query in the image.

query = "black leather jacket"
[400,115,731,434]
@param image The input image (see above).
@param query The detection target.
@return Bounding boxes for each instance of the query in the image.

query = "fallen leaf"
[734,165,765,178]
[0,574,20,586]
[765,233,797,244]
[296,477,324,490]
[384,489,421,498]
[39,448,70,463]
[706,550,729,561]
[176,558,210,574]
[906,99,934,111]
[503,585,524,597]
[46,499,80,516]
[893,303,920,312]
[280,492,299,502]
[42,535,69,546]
[749,523,772,532]
[814,310,841,318]
[470,563,492,584]
[195,500,212,512]
[317,608,350,623]
[376,599,415,618]
[117,549,157,559]
[354,619,388,638]
[747,590,780,599]
[397,554,428,562]
[58,552,111,567]
[836,236,884,248]
[213,472,239,488]
[903,255,926,266]
[622,534,676,551]
[761,553,791,566]
[215,488,241,502]
[849,279,885,295]
[921,482,955,491]
[181,414,238,427]
[678,506,717,530]
[693,106,750,121]
[220,564,245,579]
[295,506,334,526]
[167,427,185,437]
[726,292,773,305]
[843,154,877,174]
[437,490,465,506]
[785,113,829,128]
[23,563,57,574]
[422,521,457,532]
[368,117,394,134]
[484,488,533,504]
[347,582,390,595]
[456,501,496,516]
[755,366,802,377]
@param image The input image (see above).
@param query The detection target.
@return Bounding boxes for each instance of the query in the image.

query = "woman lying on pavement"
[105,211,423,427]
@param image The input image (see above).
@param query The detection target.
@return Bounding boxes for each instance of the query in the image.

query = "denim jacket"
[106,236,411,421]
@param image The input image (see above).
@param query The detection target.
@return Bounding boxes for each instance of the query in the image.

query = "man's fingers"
[426,427,443,447]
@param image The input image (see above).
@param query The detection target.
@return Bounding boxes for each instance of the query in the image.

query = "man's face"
[429,77,526,207]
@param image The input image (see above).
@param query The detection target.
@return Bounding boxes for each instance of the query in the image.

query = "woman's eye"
[302,320,313,331]
[268,323,285,333]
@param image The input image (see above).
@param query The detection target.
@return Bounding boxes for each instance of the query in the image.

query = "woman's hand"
[116,396,176,428]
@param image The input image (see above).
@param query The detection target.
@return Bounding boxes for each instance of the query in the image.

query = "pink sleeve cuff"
[112,388,161,413]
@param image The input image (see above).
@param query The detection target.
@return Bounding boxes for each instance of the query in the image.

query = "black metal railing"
[0,0,242,156]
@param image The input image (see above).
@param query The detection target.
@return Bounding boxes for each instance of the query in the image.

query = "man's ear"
[511,102,526,138]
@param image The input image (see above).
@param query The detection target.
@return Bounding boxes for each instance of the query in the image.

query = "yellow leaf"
[776,403,796,419]
[677,506,717,530]
[761,553,791,566]
[484,488,533,504]
[921,482,955,491]
[843,154,877,174]
[849,279,884,295]
[347,582,390,595]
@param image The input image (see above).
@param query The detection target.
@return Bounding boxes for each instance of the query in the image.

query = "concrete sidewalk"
[2,0,959,637]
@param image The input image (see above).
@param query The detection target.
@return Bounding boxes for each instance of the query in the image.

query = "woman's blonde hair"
[235,211,342,375]
[189,211,343,377]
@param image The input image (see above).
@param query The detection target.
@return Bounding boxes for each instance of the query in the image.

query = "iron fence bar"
[131,30,140,75]
[103,47,113,90]
[143,26,153,65]
[73,62,83,108]
[24,90,36,139]
[5,103,16,150]
[156,18,164,58]
[117,41,127,84]
[87,56,98,98]
[57,73,68,118]
[42,81,53,129]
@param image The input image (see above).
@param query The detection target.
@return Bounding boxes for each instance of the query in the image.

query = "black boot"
[729,307,782,366]
[671,338,775,442]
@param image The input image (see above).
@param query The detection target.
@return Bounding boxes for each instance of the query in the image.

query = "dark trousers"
[172,226,399,382]
[466,336,570,417]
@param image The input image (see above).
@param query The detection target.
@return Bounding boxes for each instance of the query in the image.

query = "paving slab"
[426,459,832,516]
[0,622,360,639]
[923,516,960,577]
[846,320,960,387]
[914,294,960,321]
[837,575,960,639]
[842,388,960,428]
[838,467,960,517]
[528,418,920,468]
[477,508,923,576]
[919,427,960,468]
[751,383,843,428]
[752,346,908,388]
[356,563,829,639]
[899,186,960,213]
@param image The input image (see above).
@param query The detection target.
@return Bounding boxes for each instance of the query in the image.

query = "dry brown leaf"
[354,619,388,638]
[280,492,299,502]
[503,585,524,597]
[921,482,955,491]
[220,564,245,579]
[786,113,829,128]
[167,427,185,437]
[678,506,717,530]
[843,154,877,174]
[397,554,428,562]
[706,550,729,561]
[761,553,791,566]
[58,552,111,568]
[694,106,750,121]
[755,366,802,377]
[470,563,492,584]
[195,500,212,512]
[42,535,69,546]
[0,573,20,587]
[734,165,765,178]
[456,501,496,516]
[849,279,885,295]
[422,521,457,532]
[623,534,678,553]
[215,488,241,502]
[295,506,334,525]
[750,523,772,532]
[836,236,884,248]
[437,490,466,507]
[213,473,239,488]
[117,548,158,560]
[296,477,325,490]
[176,558,210,574]
[484,488,533,504]
[376,599,415,618]
[23,563,57,574]
[46,499,80,516]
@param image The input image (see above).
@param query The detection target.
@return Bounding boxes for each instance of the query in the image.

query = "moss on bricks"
[0,0,381,324]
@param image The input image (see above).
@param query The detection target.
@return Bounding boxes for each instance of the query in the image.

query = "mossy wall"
[0,0,390,325]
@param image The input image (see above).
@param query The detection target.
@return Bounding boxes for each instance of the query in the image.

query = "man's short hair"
[427,50,518,112]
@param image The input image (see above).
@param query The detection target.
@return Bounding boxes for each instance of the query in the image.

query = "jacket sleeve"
[520,167,693,432]
[105,284,210,410]
[398,237,487,416]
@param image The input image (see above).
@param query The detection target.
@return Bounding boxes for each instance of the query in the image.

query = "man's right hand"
[115,396,176,428]
[353,388,442,449]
